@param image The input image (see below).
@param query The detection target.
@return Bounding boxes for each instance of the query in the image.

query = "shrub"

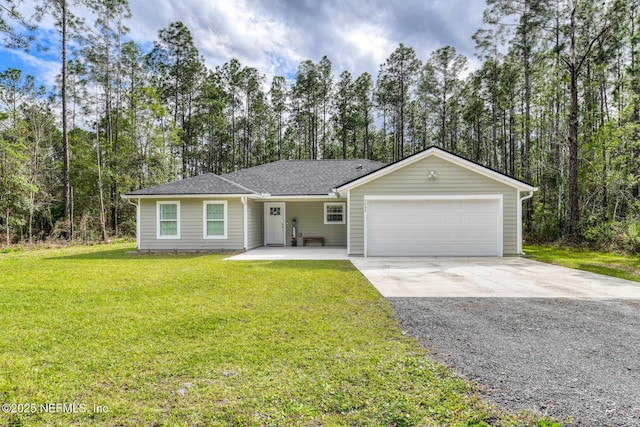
[623,221,640,254]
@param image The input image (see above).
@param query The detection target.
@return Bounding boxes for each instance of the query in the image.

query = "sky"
[0,0,488,92]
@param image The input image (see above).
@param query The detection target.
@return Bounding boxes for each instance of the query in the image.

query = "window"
[269,206,281,216]
[157,201,180,239]
[203,201,227,239]
[324,202,345,224]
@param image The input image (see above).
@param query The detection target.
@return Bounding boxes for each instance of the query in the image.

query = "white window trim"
[203,201,228,239]
[157,201,180,240]
[324,202,346,224]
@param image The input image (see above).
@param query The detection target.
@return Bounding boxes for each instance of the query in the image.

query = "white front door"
[264,203,285,246]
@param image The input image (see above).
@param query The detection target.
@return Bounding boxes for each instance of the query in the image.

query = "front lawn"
[524,244,640,282]
[1,244,538,426]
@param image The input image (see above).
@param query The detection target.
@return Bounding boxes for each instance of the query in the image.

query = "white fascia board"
[337,148,438,191]
[259,194,339,200]
[122,193,259,199]
[364,194,503,201]
[124,193,343,201]
[337,147,537,192]
[435,150,536,191]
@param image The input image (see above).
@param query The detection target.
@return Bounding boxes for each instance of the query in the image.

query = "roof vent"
[356,164,363,171]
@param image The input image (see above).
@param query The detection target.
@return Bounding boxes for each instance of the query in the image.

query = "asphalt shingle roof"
[223,159,384,195]
[126,159,385,196]
[126,173,255,196]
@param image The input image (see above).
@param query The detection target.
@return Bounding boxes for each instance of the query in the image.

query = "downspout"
[332,188,350,255]
[346,189,351,256]
[241,197,248,250]
[363,198,368,258]
[137,199,140,250]
[518,190,535,255]
[123,197,140,250]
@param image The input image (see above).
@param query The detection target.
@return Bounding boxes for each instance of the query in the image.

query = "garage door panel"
[366,198,501,257]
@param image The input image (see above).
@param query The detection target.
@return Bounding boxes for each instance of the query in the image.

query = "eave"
[121,193,260,199]
[121,193,340,201]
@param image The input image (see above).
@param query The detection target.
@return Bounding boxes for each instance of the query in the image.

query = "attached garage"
[338,146,537,257]
[365,196,502,257]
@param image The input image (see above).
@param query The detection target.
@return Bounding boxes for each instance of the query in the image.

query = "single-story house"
[122,146,537,257]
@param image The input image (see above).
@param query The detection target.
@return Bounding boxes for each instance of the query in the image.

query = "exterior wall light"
[427,171,438,179]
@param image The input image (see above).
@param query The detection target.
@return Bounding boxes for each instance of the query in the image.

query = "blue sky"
[1,0,488,93]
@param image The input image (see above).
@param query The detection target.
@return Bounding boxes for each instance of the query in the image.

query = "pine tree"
[148,21,205,177]
[376,44,421,161]
[269,75,287,161]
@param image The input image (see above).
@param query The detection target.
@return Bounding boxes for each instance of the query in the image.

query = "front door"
[264,203,285,246]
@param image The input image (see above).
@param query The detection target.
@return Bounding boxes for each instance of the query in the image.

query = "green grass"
[524,244,640,282]
[0,243,542,426]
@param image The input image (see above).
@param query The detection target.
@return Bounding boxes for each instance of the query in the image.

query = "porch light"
[292,218,297,227]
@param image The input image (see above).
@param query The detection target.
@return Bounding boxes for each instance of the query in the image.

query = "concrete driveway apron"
[350,256,640,299]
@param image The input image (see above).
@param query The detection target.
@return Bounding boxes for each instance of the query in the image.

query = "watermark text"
[1,402,109,414]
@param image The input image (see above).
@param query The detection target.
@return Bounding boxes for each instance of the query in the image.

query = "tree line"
[0,0,639,252]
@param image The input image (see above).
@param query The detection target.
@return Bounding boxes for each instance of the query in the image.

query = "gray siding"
[277,201,347,246]
[246,199,263,249]
[348,156,519,255]
[139,198,245,251]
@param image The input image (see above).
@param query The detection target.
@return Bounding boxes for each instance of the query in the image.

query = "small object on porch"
[291,218,298,246]
[302,237,325,247]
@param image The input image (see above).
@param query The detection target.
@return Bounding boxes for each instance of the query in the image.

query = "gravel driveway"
[389,297,640,426]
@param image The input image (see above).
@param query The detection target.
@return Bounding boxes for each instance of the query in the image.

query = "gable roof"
[337,146,536,192]
[222,159,384,195]
[124,147,534,199]
[124,159,385,197]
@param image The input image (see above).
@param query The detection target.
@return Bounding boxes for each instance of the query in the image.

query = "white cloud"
[123,0,487,79]
[1,47,60,90]
[4,0,489,91]
[127,0,307,80]
[341,23,396,76]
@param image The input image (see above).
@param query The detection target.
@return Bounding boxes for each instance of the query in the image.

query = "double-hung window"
[203,201,227,239]
[157,201,180,239]
[324,202,345,224]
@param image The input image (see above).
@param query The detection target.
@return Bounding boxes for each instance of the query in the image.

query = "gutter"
[520,189,535,203]
[121,193,258,199]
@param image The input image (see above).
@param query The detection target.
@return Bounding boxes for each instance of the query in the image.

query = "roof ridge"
[281,158,383,162]
[215,174,259,194]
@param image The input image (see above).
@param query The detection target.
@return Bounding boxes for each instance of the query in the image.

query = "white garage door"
[366,197,502,257]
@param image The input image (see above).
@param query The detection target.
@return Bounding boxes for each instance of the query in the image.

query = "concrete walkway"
[351,256,640,299]
[226,246,348,260]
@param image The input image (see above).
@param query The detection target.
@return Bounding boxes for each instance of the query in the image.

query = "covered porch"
[257,199,347,248]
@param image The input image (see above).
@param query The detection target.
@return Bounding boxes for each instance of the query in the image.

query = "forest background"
[0,0,639,252]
